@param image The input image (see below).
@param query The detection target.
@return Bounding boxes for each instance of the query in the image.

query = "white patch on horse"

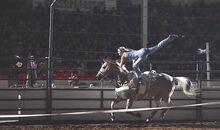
[143,71,151,75]
[169,84,176,101]
[175,77,188,84]
[161,73,173,82]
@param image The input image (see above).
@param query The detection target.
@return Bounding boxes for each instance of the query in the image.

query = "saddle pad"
[137,83,146,95]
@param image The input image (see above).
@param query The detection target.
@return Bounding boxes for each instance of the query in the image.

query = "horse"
[96,59,199,122]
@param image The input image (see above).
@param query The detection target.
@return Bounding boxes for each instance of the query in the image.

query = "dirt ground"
[0,122,220,130]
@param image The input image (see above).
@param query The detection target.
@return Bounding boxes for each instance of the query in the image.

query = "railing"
[0,80,220,122]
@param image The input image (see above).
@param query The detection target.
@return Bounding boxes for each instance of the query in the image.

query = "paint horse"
[96,59,199,122]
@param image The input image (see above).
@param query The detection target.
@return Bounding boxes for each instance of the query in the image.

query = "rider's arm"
[119,53,126,67]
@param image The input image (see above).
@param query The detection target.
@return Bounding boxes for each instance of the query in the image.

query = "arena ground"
[0,121,220,130]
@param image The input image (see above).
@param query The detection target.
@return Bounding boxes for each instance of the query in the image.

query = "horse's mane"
[105,58,118,65]
[104,58,121,69]
[105,58,129,73]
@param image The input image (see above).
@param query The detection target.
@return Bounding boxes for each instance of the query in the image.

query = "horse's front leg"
[110,96,121,122]
[126,98,134,109]
[125,98,141,118]
[146,97,160,122]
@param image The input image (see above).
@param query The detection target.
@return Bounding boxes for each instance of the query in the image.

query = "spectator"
[9,55,24,87]
[68,72,79,87]
[26,55,37,88]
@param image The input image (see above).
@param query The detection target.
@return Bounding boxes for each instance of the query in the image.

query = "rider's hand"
[169,34,179,39]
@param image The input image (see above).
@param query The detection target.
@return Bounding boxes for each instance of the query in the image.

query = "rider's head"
[117,46,130,56]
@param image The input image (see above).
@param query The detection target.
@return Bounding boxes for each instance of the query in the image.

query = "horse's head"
[96,59,119,80]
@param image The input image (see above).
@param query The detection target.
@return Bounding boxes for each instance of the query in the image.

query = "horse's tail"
[173,77,199,96]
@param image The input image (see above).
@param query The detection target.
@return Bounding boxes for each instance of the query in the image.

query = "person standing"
[26,55,37,88]
[68,72,79,87]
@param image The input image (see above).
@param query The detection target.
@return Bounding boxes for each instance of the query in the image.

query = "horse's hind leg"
[160,98,173,120]
[110,96,121,122]
[146,97,160,122]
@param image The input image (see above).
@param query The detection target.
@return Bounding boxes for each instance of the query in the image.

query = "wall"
[0,81,219,122]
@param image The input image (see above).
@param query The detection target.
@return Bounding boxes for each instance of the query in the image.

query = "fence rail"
[0,79,219,122]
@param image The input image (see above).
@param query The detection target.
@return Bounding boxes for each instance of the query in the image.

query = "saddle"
[144,70,160,83]
[115,70,161,99]
[136,70,161,99]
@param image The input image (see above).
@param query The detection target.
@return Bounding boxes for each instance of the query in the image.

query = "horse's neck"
[116,68,129,84]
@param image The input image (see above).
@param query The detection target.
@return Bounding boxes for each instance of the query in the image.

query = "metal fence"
[0,79,220,122]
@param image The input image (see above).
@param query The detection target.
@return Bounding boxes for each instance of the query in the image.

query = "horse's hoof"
[146,118,151,122]
[111,117,115,122]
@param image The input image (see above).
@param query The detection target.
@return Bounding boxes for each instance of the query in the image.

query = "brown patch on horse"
[105,59,129,85]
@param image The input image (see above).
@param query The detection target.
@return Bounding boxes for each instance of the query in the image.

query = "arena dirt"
[0,122,220,130]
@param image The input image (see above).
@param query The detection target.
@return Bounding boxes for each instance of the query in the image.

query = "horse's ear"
[103,58,108,63]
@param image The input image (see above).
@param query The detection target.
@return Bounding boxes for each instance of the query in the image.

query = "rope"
[0,101,220,118]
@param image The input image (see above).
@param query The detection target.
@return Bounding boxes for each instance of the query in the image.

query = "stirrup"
[138,77,142,84]
[150,70,157,74]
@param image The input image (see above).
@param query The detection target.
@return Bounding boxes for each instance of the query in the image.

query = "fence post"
[196,76,202,121]
[47,0,57,122]
[100,89,104,110]
[206,42,211,87]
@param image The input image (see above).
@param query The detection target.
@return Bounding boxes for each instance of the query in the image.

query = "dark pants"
[26,69,37,87]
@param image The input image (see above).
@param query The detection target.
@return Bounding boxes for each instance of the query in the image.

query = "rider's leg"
[133,58,144,80]
[147,35,178,55]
